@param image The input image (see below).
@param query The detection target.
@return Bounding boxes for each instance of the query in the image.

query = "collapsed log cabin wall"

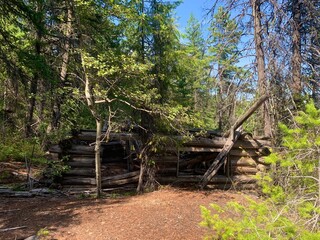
[48,130,271,193]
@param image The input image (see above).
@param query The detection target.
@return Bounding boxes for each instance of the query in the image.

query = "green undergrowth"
[0,135,47,164]
[200,101,320,239]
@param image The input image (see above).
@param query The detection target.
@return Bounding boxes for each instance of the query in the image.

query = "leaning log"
[223,95,269,137]
[199,129,242,188]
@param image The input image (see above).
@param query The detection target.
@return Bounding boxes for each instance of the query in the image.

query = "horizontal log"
[101,171,140,181]
[257,164,270,172]
[101,175,139,187]
[230,149,263,157]
[70,156,95,162]
[48,145,62,153]
[75,131,139,142]
[167,147,266,157]
[157,175,256,184]
[156,167,177,175]
[48,152,60,160]
[256,157,271,165]
[64,168,96,177]
[231,166,258,174]
[63,184,95,189]
[153,156,178,163]
[229,157,257,167]
[68,162,94,168]
[182,137,271,149]
[206,183,257,190]
[62,177,95,185]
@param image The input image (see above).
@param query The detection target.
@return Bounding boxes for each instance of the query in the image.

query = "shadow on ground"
[0,194,131,240]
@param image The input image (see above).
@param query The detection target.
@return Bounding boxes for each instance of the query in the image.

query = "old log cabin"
[48,129,271,193]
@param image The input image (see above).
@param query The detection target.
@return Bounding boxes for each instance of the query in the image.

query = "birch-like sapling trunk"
[82,52,102,198]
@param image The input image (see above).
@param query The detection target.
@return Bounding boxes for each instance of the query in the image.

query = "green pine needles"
[200,101,320,239]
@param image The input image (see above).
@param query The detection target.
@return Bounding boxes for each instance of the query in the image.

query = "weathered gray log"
[101,171,140,181]
[101,175,139,187]
[64,168,96,177]
[62,177,95,185]
[74,131,139,142]
[153,155,179,163]
[229,156,257,167]
[223,95,269,137]
[167,147,268,157]
[69,156,95,162]
[257,164,270,172]
[157,175,256,184]
[68,161,95,168]
[48,145,62,153]
[199,129,242,188]
[156,167,177,175]
[0,226,27,232]
[48,152,60,160]
[178,155,215,168]
[206,183,257,190]
[231,166,258,174]
[182,137,270,149]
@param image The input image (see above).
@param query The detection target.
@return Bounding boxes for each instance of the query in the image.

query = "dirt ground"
[0,187,255,240]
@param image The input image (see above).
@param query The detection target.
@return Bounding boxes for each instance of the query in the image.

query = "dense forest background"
[0,0,319,144]
[0,0,319,236]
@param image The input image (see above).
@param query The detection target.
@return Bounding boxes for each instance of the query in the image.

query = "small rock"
[24,235,39,240]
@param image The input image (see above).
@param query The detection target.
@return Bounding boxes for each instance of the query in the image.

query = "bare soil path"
[0,188,253,240]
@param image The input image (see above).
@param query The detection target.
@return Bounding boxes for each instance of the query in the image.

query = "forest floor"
[0,187,256,240]
[0,161,257,240]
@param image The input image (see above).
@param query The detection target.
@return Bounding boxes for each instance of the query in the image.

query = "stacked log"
[48,130,271,192]
[48,131,139,193]
[154,135,271,190]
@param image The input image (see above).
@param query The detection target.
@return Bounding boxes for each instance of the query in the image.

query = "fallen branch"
[0,226,27,232]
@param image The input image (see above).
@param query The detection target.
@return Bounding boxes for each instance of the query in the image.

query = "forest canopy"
[0,0,319,142]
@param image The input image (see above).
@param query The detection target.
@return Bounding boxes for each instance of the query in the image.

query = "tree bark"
[51,0,73,130]
[95,119,102,197]
[81,51,102,198]
[252,0,272,137]
[291,0,302,106]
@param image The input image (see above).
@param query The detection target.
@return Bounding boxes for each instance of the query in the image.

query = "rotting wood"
[199,128,242,189]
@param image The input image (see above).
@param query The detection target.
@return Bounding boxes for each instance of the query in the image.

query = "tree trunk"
[95,119,102,197]
[81,51,102,198]
[50,0,73,131]
[252,0,272,137]
[26,33,41,137]
[291,0,302,106]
